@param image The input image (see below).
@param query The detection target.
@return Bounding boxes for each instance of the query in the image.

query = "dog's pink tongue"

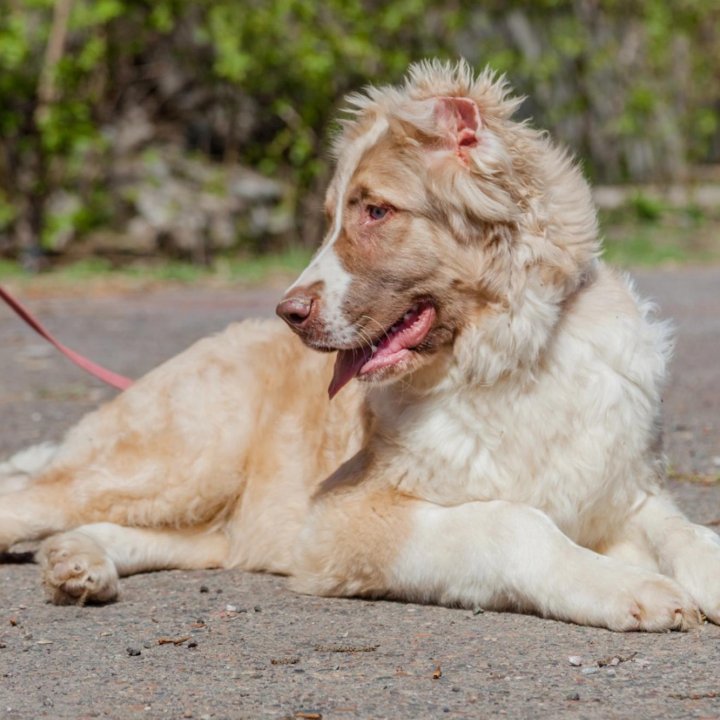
[329,347,372,399]
[327,303,436,399]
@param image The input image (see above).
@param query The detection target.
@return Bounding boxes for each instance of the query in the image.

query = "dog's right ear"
[405,94,517,227]
[433,96,482,161]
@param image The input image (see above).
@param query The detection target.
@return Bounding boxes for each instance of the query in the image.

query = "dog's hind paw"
[38,531,119,605]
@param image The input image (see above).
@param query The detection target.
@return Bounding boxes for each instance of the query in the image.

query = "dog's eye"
[367,205,389,221]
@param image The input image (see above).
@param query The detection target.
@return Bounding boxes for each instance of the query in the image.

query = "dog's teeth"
[371,344,378,352]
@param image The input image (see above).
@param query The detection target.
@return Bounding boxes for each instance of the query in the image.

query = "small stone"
[472,607,484,615]
[199,585,209,594]
[712,456,720,468]
[568,655,583,666]
[606,668,617,677]
[566,693,580,701]
[187,641,198,649]
[254,605,262,612]
[126,647,141,657]
[581,667,599,675]
[143,640,153,649]
[225,604,238,613]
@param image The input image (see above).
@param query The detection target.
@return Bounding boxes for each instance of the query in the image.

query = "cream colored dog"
[2,61,719,631]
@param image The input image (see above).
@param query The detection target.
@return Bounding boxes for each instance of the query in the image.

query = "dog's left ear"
[434,96,481,157]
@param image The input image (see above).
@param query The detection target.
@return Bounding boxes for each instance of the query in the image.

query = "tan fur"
[2,61,719,631]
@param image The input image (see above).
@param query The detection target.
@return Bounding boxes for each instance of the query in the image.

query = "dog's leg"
[1,476,231,606]
[0,483,72,551]
[0,454,241,552]
[292,493,700,631]
[623,493,720,623]
[596,524,660,572]
[37,523,229,605]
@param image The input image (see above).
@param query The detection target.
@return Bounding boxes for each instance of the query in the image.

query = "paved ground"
[0,267,718,720]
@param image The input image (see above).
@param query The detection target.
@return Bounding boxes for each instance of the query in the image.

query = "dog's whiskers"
[357,314,391,347]
[355,327,375,355]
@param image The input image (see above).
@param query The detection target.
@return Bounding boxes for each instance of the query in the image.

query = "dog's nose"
[276,290,317,329]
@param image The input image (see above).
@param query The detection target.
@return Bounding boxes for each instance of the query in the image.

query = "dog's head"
[277,60,599,397]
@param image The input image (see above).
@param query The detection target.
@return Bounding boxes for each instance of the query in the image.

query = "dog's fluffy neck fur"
[334,64,638,536]
[337,61,600,399]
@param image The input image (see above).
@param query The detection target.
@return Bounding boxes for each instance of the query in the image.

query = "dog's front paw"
[605,575,700,632]
[38,531,118,605]
[670,528,720,624]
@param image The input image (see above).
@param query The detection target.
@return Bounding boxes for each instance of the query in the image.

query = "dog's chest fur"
[365,267,668,548]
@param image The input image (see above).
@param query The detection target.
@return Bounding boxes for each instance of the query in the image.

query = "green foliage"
[0,191,16,231]
[0,258,27,278]
[629,193,666,222]
[0,0,718,261]
[203,0,462,186]
[0,249,315,285]
[599,199,720,267]
[602,232,688,267]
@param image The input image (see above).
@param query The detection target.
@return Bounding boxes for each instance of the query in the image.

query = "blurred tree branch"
[37,0,73,111]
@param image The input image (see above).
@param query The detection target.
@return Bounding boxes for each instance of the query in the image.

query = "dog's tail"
[0,442,58,494]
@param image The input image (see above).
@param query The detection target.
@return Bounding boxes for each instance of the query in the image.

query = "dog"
[1,60,718,631]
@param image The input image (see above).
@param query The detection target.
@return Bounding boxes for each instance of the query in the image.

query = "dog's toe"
[38,531,118,605]
[610,576,701,632]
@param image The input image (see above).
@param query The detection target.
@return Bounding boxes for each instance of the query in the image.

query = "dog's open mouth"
[328,301,436,398]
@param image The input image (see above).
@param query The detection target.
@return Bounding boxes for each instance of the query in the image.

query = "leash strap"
[0,285,133,391]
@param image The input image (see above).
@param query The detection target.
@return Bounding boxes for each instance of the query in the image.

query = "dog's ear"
[434,97,481,156]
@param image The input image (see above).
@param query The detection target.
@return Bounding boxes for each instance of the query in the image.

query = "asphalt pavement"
[0,266,718,720]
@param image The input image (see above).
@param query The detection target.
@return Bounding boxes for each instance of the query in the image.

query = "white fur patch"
[302,247,354,343]
[287,118,389,344]
[0,443,58,490]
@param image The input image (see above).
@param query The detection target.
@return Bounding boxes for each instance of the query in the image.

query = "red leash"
[0,285,133,391]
